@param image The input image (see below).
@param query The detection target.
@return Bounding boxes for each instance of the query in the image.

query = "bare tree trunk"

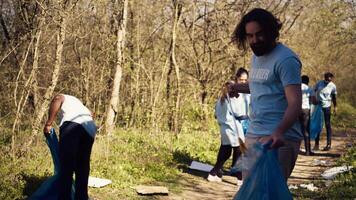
[166,0,182,132]
[105,0,128,135]
[29,12,67,144]
[171,0,182,133]
[12,17,44,156]
[85,37,93,106]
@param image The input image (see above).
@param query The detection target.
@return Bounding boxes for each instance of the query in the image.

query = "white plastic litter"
[313,159,331,166]
[300,183,318,191]
[189,161,213,172]
[88,176,112,188]
[321,166,353,180]
[288,185,298,190]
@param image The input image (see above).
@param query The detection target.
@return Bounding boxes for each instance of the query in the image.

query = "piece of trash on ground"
[313,159,331,166]
[88,176,112,188]
[300,183,318,191]
[135,185,169,195]
[189,161,213,172]
[321,166,353,180]
[288,185,298,190]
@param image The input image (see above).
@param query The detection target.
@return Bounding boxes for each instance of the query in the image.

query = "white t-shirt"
[59,94,97,138]
[301,83,314,109]
[233,93,250,117]
[314,81,337,108]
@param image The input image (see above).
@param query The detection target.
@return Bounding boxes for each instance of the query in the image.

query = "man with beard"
[230,8,302,180]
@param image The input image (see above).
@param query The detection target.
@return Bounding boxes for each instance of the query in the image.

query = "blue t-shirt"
[248,43,303,141]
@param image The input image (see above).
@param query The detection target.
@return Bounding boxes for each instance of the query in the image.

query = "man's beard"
[250,41,275,56]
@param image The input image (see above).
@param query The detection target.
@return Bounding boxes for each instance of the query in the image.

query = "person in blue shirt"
[314,72,337,151]
[299,75,317,155]
[231,8,302,180]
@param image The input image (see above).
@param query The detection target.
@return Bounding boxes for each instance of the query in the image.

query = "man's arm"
[43,94,65,134]
[231,83,250,94]
[262,85,302,148]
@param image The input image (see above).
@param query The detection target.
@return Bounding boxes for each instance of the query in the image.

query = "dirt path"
[158,129,353,200]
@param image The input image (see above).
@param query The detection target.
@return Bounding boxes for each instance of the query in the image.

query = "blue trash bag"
[233,142,293,200]
[310,104,324,140]
[240,119,249,135]
[29,128,75,200]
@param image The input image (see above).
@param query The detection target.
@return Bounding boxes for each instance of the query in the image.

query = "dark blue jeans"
[59,122,94,200]
[315,107,332,147]
[299,109,311,153]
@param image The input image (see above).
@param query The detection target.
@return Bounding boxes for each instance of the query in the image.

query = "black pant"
[210,145,241,177]
[59,122,94,200]
[315,107,332,147]
[299,109,311,153]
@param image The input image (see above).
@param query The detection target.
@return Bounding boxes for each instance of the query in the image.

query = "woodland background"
[0,0,355,199]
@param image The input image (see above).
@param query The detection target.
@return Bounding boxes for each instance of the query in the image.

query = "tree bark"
[105,0,128,135]
[171,0,182,133]
[29,11,67,144]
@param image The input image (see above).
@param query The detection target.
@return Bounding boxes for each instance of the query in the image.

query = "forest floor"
[143,129,354,200]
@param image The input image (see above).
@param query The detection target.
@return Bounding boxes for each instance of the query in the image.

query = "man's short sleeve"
[277,57,302,87]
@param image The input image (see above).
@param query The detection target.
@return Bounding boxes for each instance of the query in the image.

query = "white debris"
[321,166,353,180]
[288,185,298,190]
[300,183,318,191]
[88,176,112,188]
[313,159,331,166]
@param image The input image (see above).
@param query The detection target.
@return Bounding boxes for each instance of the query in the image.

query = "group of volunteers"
[208,8,337,185]
[33,7,338,200]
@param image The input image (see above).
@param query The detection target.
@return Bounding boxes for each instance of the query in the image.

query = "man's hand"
[43,124,52,136]
[260,132,285,149]
[333,106,337,115]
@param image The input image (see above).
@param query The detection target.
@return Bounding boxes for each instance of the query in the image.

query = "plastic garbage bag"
[240,119,249,135]
[310,104,324,140]
[321,166,354,180]
[231,140,263,175]
[233,142,292,200]
[29,128,74,200]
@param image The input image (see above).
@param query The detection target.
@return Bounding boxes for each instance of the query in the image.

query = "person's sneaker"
[322,145,331,151]
[207,174,222,182]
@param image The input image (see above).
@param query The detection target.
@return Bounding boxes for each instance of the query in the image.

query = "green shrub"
[331,100,356,129]
[0,151,25,200]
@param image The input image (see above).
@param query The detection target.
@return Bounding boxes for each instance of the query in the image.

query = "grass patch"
[331,100,356,129]
[4,121,220,199]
